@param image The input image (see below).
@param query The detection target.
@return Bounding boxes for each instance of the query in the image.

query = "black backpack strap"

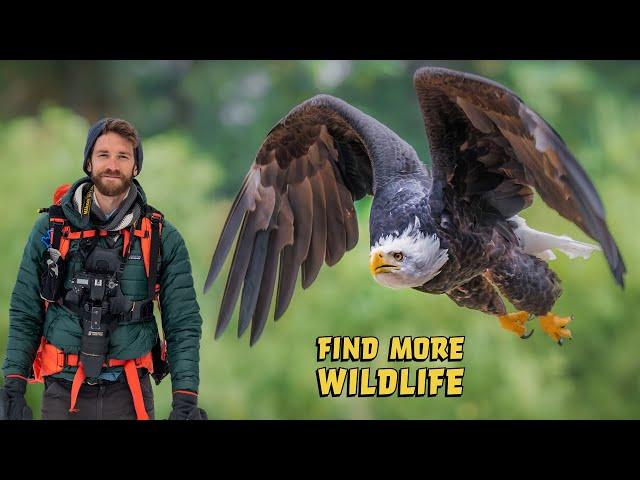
[145,205,164,301]
[39,204,68,304]
[143,205,170,385]
[47,204,67,251]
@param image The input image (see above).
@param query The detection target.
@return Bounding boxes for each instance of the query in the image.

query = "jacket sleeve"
[157,220,203,393]
[2,215,49,378]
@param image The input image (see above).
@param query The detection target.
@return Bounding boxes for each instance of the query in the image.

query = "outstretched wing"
[204,94,410,344]
[413,66,626,286]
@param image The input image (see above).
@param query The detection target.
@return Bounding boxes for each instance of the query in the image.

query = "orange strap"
[136,213,163,278]
[138,217,152,277]
[68,359,150,420]
[123,361,149,420]
[69,363,86,414]
[54,226,136,261]
[33,340,153,420]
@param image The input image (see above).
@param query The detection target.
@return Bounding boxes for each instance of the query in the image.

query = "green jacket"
[2,177,202,392]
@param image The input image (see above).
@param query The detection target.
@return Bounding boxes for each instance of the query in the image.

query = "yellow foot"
[498,311,534,339]
[539,313,573,345]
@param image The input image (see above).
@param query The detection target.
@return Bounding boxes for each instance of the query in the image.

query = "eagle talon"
[498,311,532,338]
[520,329,535,340]
[539,313,573,344]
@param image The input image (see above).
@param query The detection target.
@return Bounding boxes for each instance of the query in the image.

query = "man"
[0,118,207,420]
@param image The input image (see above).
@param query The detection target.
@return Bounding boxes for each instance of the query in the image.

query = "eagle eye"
[393,252,404,262]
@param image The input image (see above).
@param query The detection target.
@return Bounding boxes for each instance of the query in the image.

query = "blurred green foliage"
[0,60,638,419]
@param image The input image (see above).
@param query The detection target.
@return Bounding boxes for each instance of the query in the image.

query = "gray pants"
[41,375,155,420]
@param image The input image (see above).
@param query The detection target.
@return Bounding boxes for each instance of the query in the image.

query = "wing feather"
[414,66,625,285]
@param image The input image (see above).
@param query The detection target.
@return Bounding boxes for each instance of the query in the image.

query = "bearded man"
[0,118,206,421]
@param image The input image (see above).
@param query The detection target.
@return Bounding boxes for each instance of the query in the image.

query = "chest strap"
[62,298,155,324]
[47,205,162,303]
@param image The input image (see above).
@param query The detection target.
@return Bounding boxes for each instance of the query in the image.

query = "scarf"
[73,181,142,232]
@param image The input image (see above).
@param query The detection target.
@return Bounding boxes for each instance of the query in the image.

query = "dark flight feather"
[414,66,626,286]
[206,94,414,343]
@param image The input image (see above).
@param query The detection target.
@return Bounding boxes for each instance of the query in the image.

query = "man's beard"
[92,170,133,196]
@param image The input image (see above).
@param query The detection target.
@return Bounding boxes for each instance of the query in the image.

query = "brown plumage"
[204,102,390,345]
[413,68,625,286]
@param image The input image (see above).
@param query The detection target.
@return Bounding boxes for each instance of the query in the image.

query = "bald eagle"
[204,66,626,346]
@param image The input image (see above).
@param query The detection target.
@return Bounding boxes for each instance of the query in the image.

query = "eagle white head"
[369,217,449,289]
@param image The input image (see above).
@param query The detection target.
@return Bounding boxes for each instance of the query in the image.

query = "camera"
[71,271,119,302]
[72,246,129,378]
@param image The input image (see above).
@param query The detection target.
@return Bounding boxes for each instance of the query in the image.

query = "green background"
[0,60,638,419]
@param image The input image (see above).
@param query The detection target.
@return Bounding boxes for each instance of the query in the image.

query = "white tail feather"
[509,216,601,261]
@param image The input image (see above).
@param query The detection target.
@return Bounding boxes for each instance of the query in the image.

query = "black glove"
[168,391,208,420]
[0,377,33,421]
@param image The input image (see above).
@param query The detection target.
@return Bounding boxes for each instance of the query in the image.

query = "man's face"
[88,132,137,196]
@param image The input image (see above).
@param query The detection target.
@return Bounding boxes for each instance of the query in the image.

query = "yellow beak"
[369,251,399,276]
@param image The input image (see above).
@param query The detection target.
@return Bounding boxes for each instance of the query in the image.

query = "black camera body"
[71,271,119,301]
[72,245,130,378]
